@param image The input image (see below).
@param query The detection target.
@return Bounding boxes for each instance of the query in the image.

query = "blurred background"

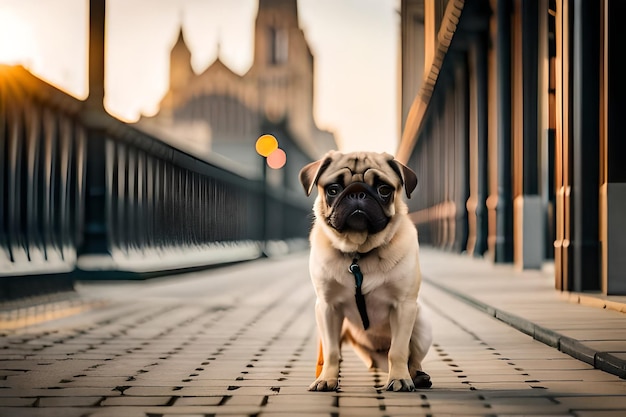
[1,0,625,300]
[0,0,400,155]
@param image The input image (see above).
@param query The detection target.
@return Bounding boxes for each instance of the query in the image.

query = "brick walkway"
[1,251,626,416]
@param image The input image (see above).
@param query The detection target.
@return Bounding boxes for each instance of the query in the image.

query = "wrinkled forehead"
[318,153,399,187]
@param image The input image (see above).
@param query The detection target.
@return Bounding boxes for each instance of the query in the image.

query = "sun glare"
[0,10,39,67]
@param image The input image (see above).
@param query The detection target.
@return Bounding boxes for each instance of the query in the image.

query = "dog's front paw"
[309,378,339,392]
[386,378,415,392]
[413,370,432,388]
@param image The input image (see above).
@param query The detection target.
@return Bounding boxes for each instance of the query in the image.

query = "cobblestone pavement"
[1,252,626,416]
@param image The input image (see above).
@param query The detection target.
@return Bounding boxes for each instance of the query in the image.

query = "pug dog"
[299,151,432,392]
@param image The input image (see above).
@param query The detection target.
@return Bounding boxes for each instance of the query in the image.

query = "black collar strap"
[348,256,370,330]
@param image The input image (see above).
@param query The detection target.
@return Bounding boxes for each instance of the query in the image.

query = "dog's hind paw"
[386,378,415,392]
[413,370,432,388]
[308,378,338,392]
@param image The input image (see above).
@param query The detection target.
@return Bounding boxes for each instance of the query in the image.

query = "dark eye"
[326,184,343,197]
[377,184,393,199]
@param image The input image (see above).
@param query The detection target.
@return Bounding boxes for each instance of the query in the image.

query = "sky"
[0,0,400,154]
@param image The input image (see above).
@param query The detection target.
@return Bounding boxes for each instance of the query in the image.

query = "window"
[268,27,288,65]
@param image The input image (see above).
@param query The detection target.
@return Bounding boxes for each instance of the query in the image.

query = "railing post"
[78,0,109,262]
[78,116,109,260]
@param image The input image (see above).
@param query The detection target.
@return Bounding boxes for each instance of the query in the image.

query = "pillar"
[571,0,600,291]
[601,0,626,294]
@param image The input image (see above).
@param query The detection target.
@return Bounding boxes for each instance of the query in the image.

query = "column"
[513,0,544,269]
[571,0,600,291]
[494,0,514,263]
[554,0,573,290]
[601,0,626,294]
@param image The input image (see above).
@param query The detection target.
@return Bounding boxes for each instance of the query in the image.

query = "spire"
[169,25,193,91]
[174,26,187,49]
[216,30,222,61]
[170,25,192,62]
[175,8,187,44]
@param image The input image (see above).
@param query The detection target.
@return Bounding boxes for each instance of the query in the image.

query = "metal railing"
[0,65,312,297]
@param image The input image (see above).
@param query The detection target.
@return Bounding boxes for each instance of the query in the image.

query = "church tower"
[253,0,299,69]
[140,0,336,166]
[249,0,314,142]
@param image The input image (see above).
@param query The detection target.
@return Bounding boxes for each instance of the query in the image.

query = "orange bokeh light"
[255,134,278,157]
[266,148,286,169]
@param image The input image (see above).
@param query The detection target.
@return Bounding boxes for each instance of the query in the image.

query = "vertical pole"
[571,0,600,291]
[601,0,626,294]
[466,46,478,255]
[79,0,109,259]
[554,0,573,290]
[474,32,489,257]
[261,157,268,257]
[522,1,539,197]
[87,0,105,109]
[454,55,469,253]
[513,0,544,269]
[495,0,514,263]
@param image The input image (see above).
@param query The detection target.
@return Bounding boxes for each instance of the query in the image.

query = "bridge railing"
[0,65,312,298]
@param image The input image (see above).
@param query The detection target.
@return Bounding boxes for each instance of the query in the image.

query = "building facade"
[138,0,336,178]
[398,0,626,294]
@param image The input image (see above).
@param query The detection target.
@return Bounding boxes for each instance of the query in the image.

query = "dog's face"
[299,151,417,251]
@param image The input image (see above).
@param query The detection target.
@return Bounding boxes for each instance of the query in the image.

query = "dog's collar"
[348,256,370,330]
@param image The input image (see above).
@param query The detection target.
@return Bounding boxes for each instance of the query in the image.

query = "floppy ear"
[389,160,418,199]
[299,157,332,196]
